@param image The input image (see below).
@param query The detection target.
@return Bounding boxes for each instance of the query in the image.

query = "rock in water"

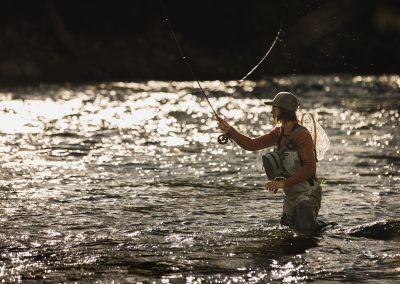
[329,219,400,240]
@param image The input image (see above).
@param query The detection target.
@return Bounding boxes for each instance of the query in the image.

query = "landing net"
[300,113,330,160]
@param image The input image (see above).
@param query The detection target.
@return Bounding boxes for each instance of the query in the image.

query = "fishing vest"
[262,124,312,181]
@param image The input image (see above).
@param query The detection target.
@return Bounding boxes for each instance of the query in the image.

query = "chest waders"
[262,124,322,234]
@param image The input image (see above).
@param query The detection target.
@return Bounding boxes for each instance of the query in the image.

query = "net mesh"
[300,113,330,160]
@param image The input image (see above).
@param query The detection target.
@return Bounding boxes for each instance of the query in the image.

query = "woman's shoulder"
[272,125,282,132]
[269,126,282,136]
[295,125,313,142]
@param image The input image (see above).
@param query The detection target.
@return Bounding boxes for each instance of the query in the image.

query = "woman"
[217,92,322,234]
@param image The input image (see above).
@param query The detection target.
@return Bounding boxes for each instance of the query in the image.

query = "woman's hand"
[265,180,285,193]
[217,116,231,133]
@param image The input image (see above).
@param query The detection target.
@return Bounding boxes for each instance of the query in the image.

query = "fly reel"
[217,133,229,144]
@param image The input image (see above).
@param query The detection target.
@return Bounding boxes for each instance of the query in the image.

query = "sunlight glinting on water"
[0,76,399,282]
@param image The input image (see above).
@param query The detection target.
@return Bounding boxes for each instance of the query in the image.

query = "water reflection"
[0,75,399,282]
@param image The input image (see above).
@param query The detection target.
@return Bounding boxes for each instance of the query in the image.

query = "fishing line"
[161,1,229,144]
[239,0,285,82]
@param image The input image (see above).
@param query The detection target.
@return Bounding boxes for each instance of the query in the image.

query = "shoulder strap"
[276,127,284,150]
[278,124,304,153]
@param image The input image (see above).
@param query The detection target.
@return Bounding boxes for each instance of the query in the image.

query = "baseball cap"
[264,92,299,111]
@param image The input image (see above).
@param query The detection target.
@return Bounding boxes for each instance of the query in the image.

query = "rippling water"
[0,75,399,282]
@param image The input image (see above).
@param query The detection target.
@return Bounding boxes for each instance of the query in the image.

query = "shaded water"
[0,75,399,283]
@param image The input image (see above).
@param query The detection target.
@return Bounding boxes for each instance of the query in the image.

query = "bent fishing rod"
[162,1,284,144]
[239,0,284,82]
[162,4,229,144]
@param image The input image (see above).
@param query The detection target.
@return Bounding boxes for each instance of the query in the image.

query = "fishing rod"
[162,3,229,144]
[239,0,285,82]
[162,1,284,144]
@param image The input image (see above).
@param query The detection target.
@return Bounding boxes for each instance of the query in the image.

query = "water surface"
[0,75,399,282]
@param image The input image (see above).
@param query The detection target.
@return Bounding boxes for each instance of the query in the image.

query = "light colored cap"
[264,92,299,111]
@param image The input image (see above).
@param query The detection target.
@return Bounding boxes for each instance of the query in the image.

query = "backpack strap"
[277,123,304,153]
[275,127,284,151]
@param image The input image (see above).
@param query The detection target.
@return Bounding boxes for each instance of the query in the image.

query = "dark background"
[1,0,399,83]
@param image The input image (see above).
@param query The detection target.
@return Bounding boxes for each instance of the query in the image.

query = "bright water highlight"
[0,75,399,282]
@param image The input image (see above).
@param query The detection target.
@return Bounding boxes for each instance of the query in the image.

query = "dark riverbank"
[1,0,399,83]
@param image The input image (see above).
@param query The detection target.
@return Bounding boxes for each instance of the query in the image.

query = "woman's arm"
[218,117,278,151]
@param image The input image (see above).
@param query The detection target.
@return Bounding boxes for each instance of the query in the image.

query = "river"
[0,75,399,282]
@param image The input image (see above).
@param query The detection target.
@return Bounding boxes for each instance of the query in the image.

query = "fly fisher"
[218,92,323,234]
